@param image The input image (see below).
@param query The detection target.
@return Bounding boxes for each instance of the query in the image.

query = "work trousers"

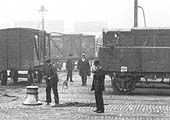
[81,73,87,86]
[95,91,104,111]
[1,70,7,85]
[46,79,59,104]
[66,70,73,82]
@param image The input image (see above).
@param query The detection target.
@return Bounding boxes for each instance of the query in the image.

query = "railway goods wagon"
[98,28,170,94]
[50,34,95,71]
[0,28,50,85]
[50,34,96,59]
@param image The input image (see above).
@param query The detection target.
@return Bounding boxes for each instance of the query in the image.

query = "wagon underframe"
[107,71,170,94]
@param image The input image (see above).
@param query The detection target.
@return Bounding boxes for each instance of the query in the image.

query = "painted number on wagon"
[121,66,127,72]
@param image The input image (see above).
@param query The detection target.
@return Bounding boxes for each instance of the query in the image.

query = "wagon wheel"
[1,70,8,85]
[113,77,136,94]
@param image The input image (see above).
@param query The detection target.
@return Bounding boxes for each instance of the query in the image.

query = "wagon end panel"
[0,30,6,71]
[98,47,141,72]
[6,29,20,70]
[20,29,34,70]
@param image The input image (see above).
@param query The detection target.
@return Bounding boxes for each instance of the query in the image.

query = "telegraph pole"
[134,0,138,27]
[137,6,147,27]
[134,0,147,27]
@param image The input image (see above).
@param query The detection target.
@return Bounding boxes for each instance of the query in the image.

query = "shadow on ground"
[104,87,170,96]
[55,102,108,107]
[8,81,29,86]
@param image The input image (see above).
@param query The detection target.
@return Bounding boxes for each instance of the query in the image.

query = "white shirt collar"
[82,58,85,62]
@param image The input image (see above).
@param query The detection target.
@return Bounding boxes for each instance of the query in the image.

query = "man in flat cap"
[48,62,59,106]
[66,54,74,82]
[44,60,59,106]
[91,60,105,113]
[77,53,90,86]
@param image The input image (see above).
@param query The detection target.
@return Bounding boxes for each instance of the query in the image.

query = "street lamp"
[39,5,47,31]
[38,5,47,62]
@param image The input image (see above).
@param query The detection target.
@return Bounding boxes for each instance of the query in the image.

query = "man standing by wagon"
[49,63,59,106]
[77,53,90,86]
[91,60,105,113]
[44,60,51,105]
[44,60,59,106]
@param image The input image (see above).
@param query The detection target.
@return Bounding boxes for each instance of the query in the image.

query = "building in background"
[74,21,108,56]
[74,21,108,37]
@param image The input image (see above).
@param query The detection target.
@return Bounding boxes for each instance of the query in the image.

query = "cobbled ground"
[1,72,170,120]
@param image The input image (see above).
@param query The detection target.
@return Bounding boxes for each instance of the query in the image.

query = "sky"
[1,0,170,33]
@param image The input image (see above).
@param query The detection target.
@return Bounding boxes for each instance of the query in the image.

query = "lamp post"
[38,5,47,63]
[39,5,47,31]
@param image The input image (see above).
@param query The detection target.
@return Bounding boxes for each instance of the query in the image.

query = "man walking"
[77,53,90,86]
[66,54,74,82]
[91,60,105,113]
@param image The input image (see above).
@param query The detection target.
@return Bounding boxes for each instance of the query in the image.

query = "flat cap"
[45,59,50,63]
[94,60,100,66]
[81,53,86,56]
[69,54,73,56]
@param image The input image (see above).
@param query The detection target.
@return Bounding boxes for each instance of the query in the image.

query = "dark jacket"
[43,63,50,77]
[49,65,59,84]
[66,59,74,71]
[77,59,90,76]
[91,68,105,91]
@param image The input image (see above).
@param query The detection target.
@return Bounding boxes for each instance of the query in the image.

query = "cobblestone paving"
[1,72,170,120]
